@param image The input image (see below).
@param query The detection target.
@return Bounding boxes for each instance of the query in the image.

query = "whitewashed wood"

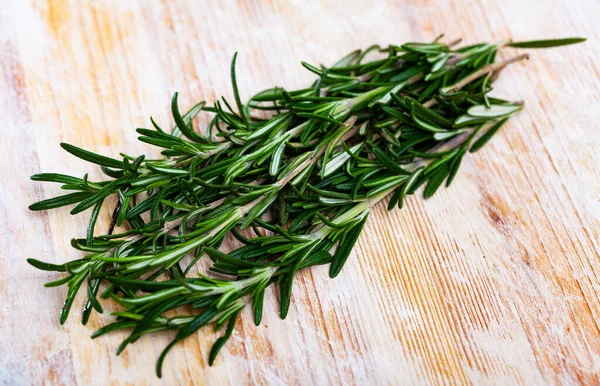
[1,0,599,384]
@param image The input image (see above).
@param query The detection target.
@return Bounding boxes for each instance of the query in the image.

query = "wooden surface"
[1,0,599,385]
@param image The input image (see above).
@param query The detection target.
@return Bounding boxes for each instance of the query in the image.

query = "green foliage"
[27,36,584,377]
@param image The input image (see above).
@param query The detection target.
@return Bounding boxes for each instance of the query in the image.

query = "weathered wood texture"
[1,0,599,385]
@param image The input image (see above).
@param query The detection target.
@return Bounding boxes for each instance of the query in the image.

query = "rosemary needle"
[28,36,585,376]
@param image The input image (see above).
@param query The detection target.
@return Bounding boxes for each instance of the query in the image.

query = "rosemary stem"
[444,53,530,94]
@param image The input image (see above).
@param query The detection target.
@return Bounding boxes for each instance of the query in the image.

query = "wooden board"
[1,0,599,384]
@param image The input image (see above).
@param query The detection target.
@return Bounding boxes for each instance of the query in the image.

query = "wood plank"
[1,0,599,384]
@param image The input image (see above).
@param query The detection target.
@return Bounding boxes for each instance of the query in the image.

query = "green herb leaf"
[29,192,91,211]
[470,118,508,153]
[60,143,124,169]
[330,214,368,278]
[171,93,206,143]
[507,37,586,48]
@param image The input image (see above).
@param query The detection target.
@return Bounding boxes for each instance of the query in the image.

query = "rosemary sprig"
[28,36,584,377]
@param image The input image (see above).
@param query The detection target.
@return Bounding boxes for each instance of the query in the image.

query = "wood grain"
[1,0,599,384]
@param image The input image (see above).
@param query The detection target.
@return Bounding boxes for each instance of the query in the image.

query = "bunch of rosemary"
[28,36,584,376]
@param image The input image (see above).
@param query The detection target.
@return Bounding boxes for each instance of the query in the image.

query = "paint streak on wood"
[1,0,599,385]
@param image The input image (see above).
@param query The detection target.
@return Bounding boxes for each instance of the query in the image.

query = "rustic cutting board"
[1,0,599,384]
